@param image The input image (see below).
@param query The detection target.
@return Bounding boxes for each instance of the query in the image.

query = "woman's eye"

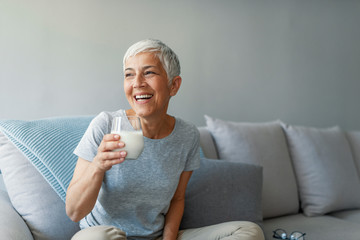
[145,71,155,75]
[125,73,133,78]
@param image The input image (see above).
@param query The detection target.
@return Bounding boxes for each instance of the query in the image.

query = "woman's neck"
[125,109,175,139]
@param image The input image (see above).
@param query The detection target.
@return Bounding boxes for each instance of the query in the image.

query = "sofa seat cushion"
[330,209,360,224]
[263,213,360,240]
[205,115,298,219]
[282,125,360,216]
[180,158,263,230]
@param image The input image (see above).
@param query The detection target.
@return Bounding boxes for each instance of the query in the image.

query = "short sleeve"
[184,127,201,171]
[73,112,111,161]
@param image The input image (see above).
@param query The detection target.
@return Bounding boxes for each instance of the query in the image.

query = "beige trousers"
[71,221,265,240]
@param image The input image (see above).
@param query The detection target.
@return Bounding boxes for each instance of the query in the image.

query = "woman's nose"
[133,75,145,88]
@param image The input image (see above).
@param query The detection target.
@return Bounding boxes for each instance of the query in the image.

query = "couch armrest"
[198,127,219,159]
[0,190,33,240]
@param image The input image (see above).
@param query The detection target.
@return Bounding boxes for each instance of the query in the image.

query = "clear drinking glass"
[111,116,144,160]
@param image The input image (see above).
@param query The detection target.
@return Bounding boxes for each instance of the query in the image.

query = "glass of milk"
[111,116,144,160]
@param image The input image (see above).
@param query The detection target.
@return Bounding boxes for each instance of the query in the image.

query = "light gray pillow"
[283,125,360,216]
[346,131,360,174]
[0,132,80,240]
[205,115,299,219]
[180,158,263,230]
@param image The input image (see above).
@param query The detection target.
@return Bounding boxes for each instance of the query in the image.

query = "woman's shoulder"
[89,109,126,128]
[174,117,199,139]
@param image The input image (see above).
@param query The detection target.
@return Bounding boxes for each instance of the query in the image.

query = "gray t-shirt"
[73,110,200,239]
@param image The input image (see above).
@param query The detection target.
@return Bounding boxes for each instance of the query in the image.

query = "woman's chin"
[131,109,149,118]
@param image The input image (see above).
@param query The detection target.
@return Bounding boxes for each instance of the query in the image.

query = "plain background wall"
[1,0,360,129]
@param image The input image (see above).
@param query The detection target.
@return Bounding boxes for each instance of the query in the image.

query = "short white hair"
[123,39,181,83]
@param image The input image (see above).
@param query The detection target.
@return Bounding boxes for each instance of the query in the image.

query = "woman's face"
[124,52,181,119]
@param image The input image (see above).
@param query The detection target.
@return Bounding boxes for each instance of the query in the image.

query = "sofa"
[1,114,360,240]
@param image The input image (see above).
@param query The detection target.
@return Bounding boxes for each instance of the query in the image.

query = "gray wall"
[1,0,360,129]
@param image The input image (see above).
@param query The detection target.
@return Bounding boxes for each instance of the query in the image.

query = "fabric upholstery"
[0,190,33,240]
[0,116,93,202]
[0,131,80,240]
[0,174,5,191]
[180,158,263,229]
[346,131,360,175]
[204,115,299,219]
[198,127,219,159]
[282,125,360,216]
[263,214,360,240]
[330,209,360,224]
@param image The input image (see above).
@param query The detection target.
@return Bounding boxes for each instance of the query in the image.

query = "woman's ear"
[169,76,182,97]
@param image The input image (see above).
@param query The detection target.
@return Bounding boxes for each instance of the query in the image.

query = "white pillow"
[283,125,360,216]
[205,115,299,219]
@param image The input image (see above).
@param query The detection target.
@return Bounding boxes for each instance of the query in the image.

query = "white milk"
[112,130,144,159]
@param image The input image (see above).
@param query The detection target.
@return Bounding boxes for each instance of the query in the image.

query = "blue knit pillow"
[0,116,93,202]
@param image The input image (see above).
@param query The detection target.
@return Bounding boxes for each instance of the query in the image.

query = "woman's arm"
[65,157,104,222]
[65,134,126,222]
[162,171,193,240]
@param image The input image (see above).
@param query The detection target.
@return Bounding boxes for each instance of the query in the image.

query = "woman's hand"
[92,134,127,172]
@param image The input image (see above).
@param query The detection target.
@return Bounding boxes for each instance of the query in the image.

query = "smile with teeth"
[135,94,153,101]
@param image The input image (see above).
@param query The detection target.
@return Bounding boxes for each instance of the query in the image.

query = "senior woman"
[66,39,264,240]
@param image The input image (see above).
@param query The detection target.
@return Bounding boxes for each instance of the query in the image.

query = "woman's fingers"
[103,141,125,152]
[100,150,126,160]
[93,151,127,171]
[98,134,125,152]
[93,134,127,171]
[103,133,120,141]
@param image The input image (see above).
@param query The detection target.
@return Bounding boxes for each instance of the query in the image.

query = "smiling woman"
[66,39,264,240]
